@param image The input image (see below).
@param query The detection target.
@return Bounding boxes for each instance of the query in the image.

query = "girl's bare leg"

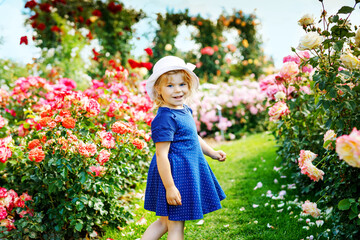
[167,220,184,240]
[141,216,168,240]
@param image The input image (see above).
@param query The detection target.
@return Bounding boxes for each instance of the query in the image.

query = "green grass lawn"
[102,132,328,240]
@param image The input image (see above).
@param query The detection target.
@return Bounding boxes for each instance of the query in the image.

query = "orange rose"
[62,117,76,129]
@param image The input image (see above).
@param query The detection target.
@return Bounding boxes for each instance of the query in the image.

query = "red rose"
[140,62,153,70]
[39,3,51,12]
[128,59,141,69]
[36,23,46,31]
[20,36,28,45]
[25,0,37,9]
[50,25,61,33]
[92,9,102,17]
[144,48,153,56]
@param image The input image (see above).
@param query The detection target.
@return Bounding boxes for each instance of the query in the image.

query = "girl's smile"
[158,73,189,109]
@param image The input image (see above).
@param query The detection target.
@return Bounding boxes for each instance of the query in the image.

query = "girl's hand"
[211,150,226,162]
[166,186,182,206]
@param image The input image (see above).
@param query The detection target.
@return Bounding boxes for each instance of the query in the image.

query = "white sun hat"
[145,56,199,100]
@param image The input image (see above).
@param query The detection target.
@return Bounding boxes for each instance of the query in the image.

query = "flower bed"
[0,69,154,238]
[190,77,268,140]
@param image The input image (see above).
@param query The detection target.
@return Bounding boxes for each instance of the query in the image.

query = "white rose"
[165,44,172,51]
[355,28,360,46]
[297,32,323,50]
[274,91,286,101]
[340,52,360,69]
[298,14,315,26]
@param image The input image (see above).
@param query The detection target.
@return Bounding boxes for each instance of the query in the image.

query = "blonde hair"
[152,70,197,107]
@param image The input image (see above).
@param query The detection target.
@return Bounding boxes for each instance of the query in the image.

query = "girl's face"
[157,73,189,109]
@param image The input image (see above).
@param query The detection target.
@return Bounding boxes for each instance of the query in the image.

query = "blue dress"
[144,105,226,221]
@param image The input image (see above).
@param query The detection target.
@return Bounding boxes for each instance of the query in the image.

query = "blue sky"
[0,0,359,68]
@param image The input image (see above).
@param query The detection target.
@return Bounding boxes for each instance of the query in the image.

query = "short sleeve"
[186,105,193,114]
[151,111,177,143]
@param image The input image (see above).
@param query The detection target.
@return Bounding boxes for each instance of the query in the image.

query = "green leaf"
[351,204,359,214]
[79,171,87,184]
[349,210,358,220]
[75,222,83,232]
[339,199,351,210]
[337,6,354,14]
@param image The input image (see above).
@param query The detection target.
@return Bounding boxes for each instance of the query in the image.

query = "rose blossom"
[298,150,324,181]
[98,131,115,149]
[323,129,337,150]
[302,200,321,218]
[0,206,7,220]
[78,142,97,157]
[132,138,145,150]
[274,91,286,101]
[336,127,360,167]
[355,28,360,46]
[279,62,299,79]
[298,14,315,26]
[89,166,106,177]
[340,52,360,69]
[0,187,7,198]
[62,117,76,129]
[28,139,41,149]
[268,101,290,121]
[0,116,6,129]
[300,161,324,182]
[82,98,100,117]
[0,218,15,231]
[97,149,111,165]
[112,121,131,134]
[298,150,317,167]
[28,147,45,162]
[297,32,323,50]
[0,147,12,163]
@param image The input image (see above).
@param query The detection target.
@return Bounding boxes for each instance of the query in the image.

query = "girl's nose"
[174,85,181,92]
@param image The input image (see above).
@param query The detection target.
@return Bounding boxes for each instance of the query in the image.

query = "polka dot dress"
[144,105,226,221]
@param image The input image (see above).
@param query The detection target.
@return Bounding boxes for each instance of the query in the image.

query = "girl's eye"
[167,85,173,87]
[180,83,186,86]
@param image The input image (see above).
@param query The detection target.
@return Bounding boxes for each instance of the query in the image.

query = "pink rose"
[302,200,320,218]
[336,127,360,167]
[279,61,299,79]
[98,131,115,149]
[89,166,106,177]
[200,46,215,56]
[268,101,290,121]
[0,206,7,220]
[0,147,12,163]
[0,116,6,129]
[97,149,111,165]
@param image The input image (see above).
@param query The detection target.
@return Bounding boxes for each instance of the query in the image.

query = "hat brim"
[145,66,199,100]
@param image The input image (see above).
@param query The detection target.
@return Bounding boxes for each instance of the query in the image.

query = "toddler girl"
[142,56,226,240]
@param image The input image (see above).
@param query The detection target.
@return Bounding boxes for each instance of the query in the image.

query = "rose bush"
[0,66,154,238]
[264,2,360,239]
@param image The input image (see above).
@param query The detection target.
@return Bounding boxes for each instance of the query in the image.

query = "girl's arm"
[155,141,182,206]
[198,135,226,161]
